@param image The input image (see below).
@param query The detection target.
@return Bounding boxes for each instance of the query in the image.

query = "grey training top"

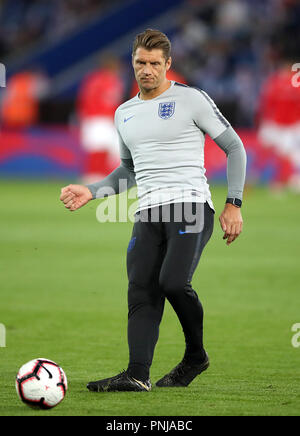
[87,81,247,210]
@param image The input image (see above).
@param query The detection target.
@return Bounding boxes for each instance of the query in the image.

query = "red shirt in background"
[77,68,124,119]
[258,68,300,125]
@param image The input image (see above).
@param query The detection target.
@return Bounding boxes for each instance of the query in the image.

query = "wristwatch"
[226,197,242,208]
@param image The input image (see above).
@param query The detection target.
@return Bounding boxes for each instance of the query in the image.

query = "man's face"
[132,47,171,92]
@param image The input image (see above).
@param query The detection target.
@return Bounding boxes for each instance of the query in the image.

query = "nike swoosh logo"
[132,377,151,391]
[179,230,192,235]
[124,115,135,123]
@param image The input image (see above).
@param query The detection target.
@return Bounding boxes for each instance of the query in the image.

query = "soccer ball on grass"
[16,358,67,409]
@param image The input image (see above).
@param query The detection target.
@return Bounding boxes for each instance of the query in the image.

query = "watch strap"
[226,197,242,208]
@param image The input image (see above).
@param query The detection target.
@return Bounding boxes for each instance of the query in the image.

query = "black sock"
[183,348,207,364]
[127,363,149,382]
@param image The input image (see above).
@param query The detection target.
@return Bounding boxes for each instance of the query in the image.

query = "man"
[76,54,124,183]
[257,58,300,191]
[60,29,246,392]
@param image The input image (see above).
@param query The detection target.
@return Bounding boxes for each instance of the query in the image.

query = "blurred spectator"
[215,0,249,35]
[0,68,49,128]
[77,53,125,183]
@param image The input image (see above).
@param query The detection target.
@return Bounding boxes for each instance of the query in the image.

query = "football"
[16,358,67,409]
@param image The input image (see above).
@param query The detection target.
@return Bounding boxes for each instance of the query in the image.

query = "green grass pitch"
[0,181,299,416]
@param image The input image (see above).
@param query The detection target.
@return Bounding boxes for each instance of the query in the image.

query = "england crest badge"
[158,101,176,120]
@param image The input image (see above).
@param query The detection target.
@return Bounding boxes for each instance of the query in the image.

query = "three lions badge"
[158,102,176,120]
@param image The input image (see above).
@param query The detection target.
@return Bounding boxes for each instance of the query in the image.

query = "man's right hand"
[60,184,93,211]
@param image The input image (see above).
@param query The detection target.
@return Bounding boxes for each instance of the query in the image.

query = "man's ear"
[166,57,172,72]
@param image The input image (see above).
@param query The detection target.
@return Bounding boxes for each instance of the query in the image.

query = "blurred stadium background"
[1,0,300,417]
[0,0,299,187]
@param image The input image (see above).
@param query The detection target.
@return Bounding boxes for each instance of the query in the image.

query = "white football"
[16,358,67,409]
